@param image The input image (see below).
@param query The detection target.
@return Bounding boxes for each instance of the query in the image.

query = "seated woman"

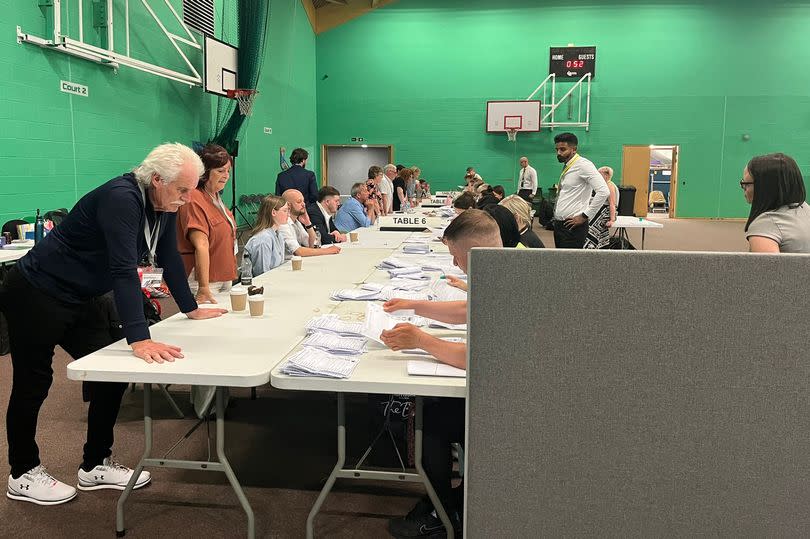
[484,204,523,248]
[743,152,810,253]
[475,184,499,209]
[452,192,476,214]
[176,144,237,304]
[499,195,545,248]
[244,195,290,275]
[492,185,505,201]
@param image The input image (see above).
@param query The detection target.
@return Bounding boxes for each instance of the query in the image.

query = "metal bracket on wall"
[526,73,592,131]
[17,0,202,87]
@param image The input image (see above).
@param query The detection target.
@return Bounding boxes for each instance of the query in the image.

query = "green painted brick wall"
[0,0,316,225]
[315,0,810,218]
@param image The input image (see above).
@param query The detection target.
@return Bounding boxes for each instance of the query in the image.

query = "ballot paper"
[429,280,468,302]
[402,243,431,254]
[279,348,360,379]
[331,287,428,302]
[301,332,367,355]
[305,315,364,337]
[378,257,413,269]
[361,302,398,344]
[406,359,466,378]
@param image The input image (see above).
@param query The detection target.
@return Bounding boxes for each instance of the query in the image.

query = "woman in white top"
[244,195,290,275]
[742,153,810,253]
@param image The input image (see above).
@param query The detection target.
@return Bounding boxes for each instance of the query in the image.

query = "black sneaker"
[388,507,462,538]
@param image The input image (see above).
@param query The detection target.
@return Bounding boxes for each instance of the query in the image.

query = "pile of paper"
[402,336,466,355]
[301,332,367,355]
[330,287,428,302]
[402,243,431,254]
[361,303,399,343]
[279,348,360,379]
[407,359,466,378]
[305,315,364,337]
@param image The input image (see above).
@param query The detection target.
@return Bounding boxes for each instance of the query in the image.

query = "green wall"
[0,0,316,225]
[315,0,810,218]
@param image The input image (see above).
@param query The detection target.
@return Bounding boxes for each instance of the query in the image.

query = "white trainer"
[77,458,151,491]
[7,465,78,506]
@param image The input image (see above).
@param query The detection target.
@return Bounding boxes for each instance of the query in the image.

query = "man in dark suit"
[275,148,318,204]
[306,186,346,245]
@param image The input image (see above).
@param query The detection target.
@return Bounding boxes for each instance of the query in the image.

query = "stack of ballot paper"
[402,336,466,355]
[378,257,413,269]
[402,243,431,254]
[330,287,428,302]
[387,267,430,280]
[361,303,398,343]
[305,315,364,337]
[301,332,367,355]
[279,348,360,379]
[429,280,468,302]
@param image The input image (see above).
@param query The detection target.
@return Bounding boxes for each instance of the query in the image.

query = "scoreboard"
[549,46,596,79]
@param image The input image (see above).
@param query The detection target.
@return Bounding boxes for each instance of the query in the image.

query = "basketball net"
[227,89,258,116]
[506,129,518,142]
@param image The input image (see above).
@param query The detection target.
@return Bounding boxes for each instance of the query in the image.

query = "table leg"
[159,384,184,419]
[116,383,153,537]
[306,393,346,539]
[414,397,454,538]
[642,228,646,250]
[215,387,256,539]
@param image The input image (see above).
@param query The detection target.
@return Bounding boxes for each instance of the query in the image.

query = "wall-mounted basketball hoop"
[506,129,518,142]
[226,89,258,116]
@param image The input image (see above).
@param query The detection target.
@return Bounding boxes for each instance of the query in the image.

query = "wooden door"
[621,145,652,217]
[669,146,679,218]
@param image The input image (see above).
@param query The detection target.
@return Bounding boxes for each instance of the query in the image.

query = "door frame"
[321,144,394,187]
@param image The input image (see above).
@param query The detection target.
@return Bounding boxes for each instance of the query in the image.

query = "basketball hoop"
[226,89,258,116]
[506,129,518,142]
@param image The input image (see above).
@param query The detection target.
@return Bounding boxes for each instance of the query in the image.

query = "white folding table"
[0,240,34,265]
[610,215,664,249]
[66,225,458,538]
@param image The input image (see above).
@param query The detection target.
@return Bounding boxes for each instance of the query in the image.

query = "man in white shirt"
[380,164,396,215]
[517,156,538,202]
[551,133,609,249]
[279,189,340,258]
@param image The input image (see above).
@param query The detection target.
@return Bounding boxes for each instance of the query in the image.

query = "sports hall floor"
[0,217,749,538]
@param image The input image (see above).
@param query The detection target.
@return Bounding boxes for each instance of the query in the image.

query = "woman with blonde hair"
[584,165,618,249]
[244,195,290,275]
[499,195,545,248]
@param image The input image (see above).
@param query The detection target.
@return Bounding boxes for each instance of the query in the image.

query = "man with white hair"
[380,164,397,215]
[0,143,226,506]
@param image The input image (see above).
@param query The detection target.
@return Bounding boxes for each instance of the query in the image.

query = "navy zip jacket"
[16,173,197,344]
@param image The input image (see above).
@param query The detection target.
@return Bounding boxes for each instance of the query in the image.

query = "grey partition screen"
[322,145,392,196]
[466,249,810,536]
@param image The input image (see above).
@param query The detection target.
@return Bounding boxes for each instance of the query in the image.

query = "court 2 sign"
[60,80,89,97]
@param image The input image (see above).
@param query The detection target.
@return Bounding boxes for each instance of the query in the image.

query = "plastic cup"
[350,231,359,242]
[248,294,265,317]
[292,256,303,271]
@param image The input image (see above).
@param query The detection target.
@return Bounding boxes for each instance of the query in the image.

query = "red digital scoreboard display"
[549,46,596,80]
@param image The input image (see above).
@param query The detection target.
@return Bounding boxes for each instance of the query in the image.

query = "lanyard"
[138,184,162,267]
[559,154,580,181]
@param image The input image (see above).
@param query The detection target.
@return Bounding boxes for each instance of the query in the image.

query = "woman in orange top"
[176,144,237,304]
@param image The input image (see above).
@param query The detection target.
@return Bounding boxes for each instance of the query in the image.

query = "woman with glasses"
[742,152,810,253]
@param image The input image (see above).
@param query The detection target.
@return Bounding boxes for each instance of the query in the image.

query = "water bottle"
[313,229,322,248]
[402,200,411,212]
[34,208,45,244]
[240,252,253,286]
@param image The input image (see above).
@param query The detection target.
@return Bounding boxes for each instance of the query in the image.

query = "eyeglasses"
[739,179,754,189]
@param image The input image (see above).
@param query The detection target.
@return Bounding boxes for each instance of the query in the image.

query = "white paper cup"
[248,294,265,317]
[230,286,248,311]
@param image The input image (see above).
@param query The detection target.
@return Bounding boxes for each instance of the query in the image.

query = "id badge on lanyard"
[139,183,163,286]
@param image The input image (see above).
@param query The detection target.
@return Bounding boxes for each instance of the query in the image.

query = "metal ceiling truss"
[527,73,592,131]
[17,0,203,87]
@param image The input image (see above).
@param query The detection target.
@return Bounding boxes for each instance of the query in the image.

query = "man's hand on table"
[381,323,425,351]
[131,339,184,364]
[186,307,228,319]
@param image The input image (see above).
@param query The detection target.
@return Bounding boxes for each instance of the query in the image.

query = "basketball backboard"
[486,100,542,132]
[204,35,238,96]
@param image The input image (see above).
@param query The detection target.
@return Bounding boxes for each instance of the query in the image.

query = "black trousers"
[517,189,534,203]
[422,397,466,514]
[0,267,128,478]
[553,219,589,249]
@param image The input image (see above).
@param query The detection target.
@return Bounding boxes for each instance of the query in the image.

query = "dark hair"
[485,205,521,247]
[443,208,500,244]
[466,167,475,173]
[290,148,309,165]
[368,165,383,179]
[453,192,476,210]
[553,132,578,146]
[198,144,231,189]
[745,153,807,231]
[396,164,405,172]
[318,185,340,202]
[493,185,505,198]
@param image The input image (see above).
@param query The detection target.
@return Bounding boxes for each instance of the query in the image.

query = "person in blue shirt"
[244,195,290,275]
[0,143,227,506]
[334,182,378,231]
